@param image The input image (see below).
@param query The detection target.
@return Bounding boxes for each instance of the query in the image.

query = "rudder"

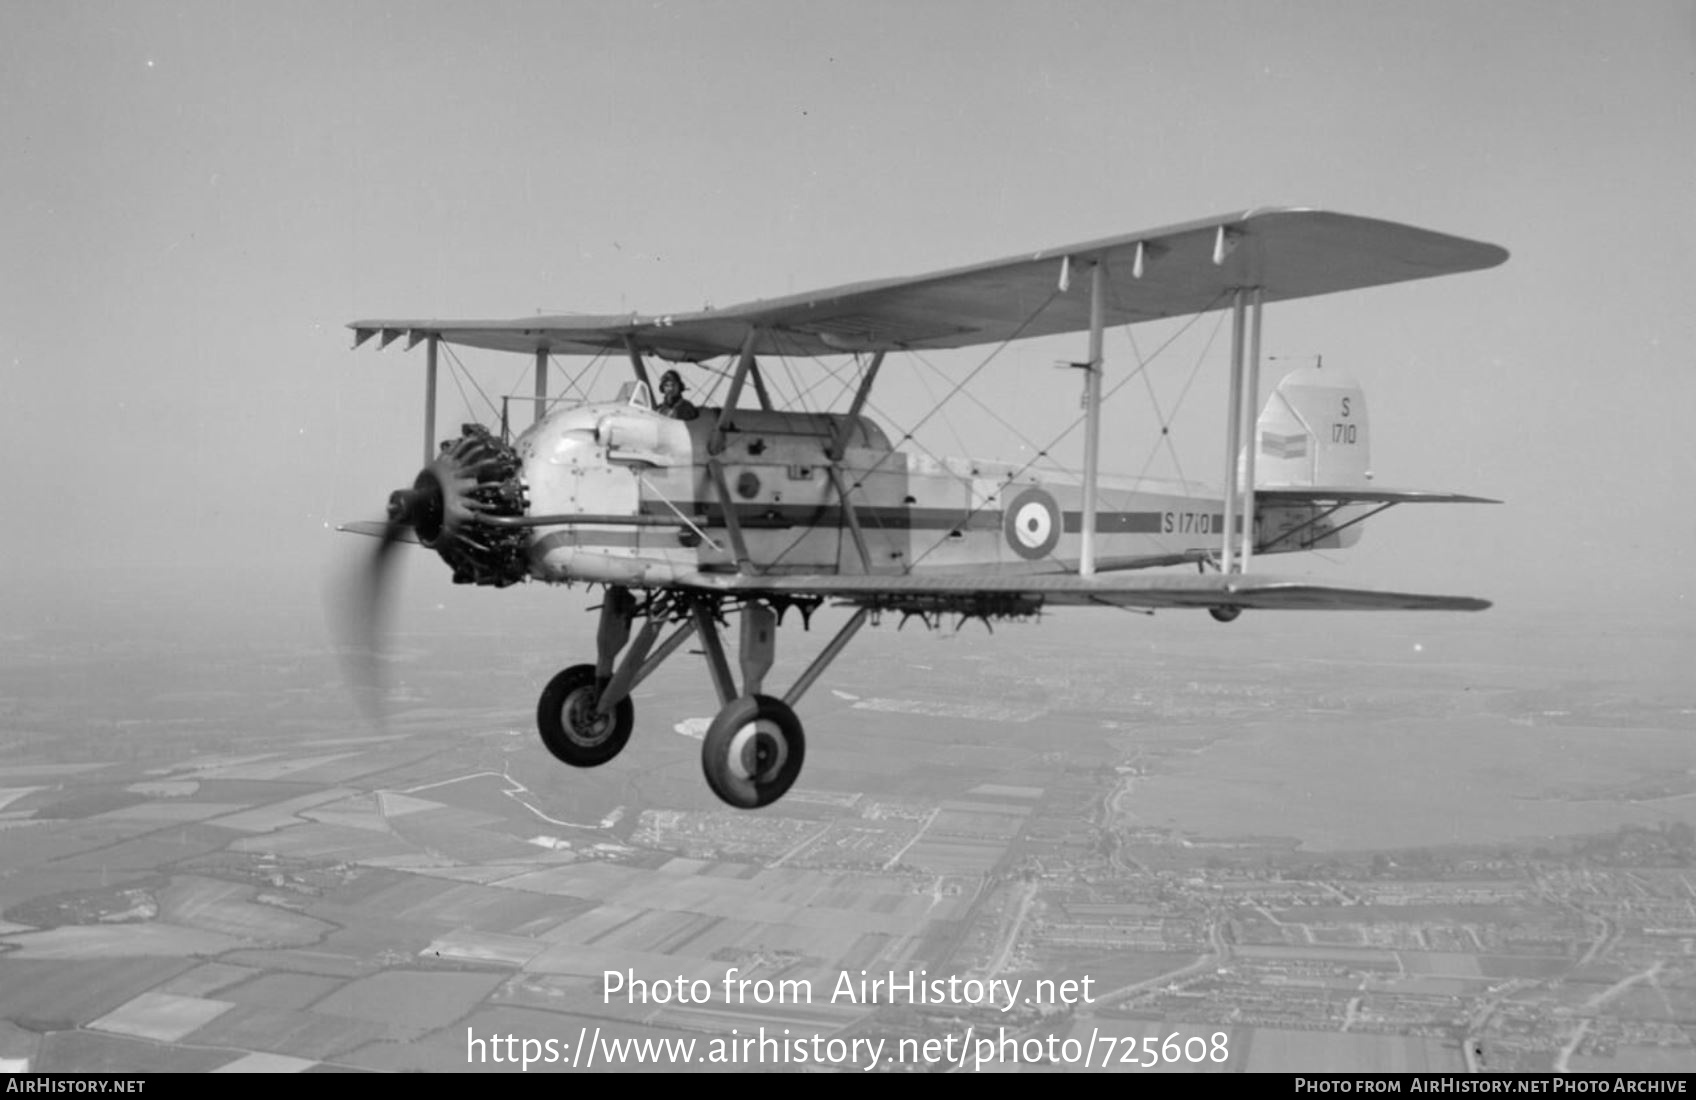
[1253,365,1370,489]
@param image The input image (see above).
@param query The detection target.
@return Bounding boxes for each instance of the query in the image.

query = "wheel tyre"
[1209,606,1242,623]
[537,664,633,767]
[701,694,805,810]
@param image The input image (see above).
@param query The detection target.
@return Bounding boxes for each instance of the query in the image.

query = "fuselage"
[512,398,1355,587]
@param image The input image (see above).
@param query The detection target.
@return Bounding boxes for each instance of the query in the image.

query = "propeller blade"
[337,518,410,724]
[332,424,527,717]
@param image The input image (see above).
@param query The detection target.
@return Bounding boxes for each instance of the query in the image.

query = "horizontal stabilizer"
[1257,486,1501,505]
[681,571,1490,612]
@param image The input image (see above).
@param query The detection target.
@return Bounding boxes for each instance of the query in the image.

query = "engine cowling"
[390,424,532,587]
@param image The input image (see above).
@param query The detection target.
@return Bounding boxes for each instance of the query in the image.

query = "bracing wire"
[787,352,858,410]
[1125,327,1192,491]
[775,352,812,416]
[909,360,972,459]
[903,289,1231,571]
[1128,308,1226,493]
[584,354,609,400]
[440,343,503,424]
[910,349,1074,478]
[762,289,1063,570]
[442,357,477,430]
[697,358,731,404]
[557,350,606,403]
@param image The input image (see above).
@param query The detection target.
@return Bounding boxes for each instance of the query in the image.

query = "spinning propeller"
[339,427,532,714]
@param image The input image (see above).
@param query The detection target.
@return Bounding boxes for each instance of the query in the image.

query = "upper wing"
[677,571,1490,612]
[350,208,1508,361]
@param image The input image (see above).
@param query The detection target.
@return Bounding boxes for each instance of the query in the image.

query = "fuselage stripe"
[635,501,1175,534]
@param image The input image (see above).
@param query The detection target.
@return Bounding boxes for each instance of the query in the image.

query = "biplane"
[344,207,1507,810]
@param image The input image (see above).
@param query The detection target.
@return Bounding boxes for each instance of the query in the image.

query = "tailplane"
[1247,365,1498,556]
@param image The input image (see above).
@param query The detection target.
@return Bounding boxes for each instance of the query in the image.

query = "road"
[1091,916,1229,1010]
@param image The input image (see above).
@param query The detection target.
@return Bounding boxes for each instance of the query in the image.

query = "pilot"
[656,369,699,420]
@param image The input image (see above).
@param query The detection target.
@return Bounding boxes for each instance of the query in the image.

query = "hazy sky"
[3,1,1693,629]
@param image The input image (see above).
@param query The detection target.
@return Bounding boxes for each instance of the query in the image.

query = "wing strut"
[422,334,439,466]
[828,351,885,460]
[710,329,760,455]
[706,459,753,572]
[1219,284,1266,573]
[828,467,873,572]
[1079,261,1107,577]
[623,335,653,393]
[749,361,774,410]
[1221,290,1246,573]
[533,348,549,427]
[1239,287,1265,572]
[825,350,884,575]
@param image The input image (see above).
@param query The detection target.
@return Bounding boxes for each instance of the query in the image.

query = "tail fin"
[1253,364,1369,489]
[1245,366,1496,558]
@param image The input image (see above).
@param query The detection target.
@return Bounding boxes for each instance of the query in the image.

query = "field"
[1125,711,1696,851]
[1,583,1691,1072]
[1239,1028,1464,1073]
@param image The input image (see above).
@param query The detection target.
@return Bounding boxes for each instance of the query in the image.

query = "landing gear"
[701,695,805,809]
[537,664,632,767]
[690,598,868,811]
[533,587,867,811]
[534,587,695,769]
[1198,558,1244,623]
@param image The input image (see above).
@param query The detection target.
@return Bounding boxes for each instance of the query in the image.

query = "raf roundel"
[1004,488,1061,560]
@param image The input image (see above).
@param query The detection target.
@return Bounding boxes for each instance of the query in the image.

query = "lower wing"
[1254,487,1500,505]
[678,571,1489,612]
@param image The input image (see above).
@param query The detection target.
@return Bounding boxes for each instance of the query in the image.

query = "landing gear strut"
[690,599,867,810]
[535,588,695,769]
[534,589,866,810]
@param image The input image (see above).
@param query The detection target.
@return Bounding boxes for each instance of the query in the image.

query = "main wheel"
[1209,606,1242,623]
[701,694,805,810]
[537,664,633,767]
